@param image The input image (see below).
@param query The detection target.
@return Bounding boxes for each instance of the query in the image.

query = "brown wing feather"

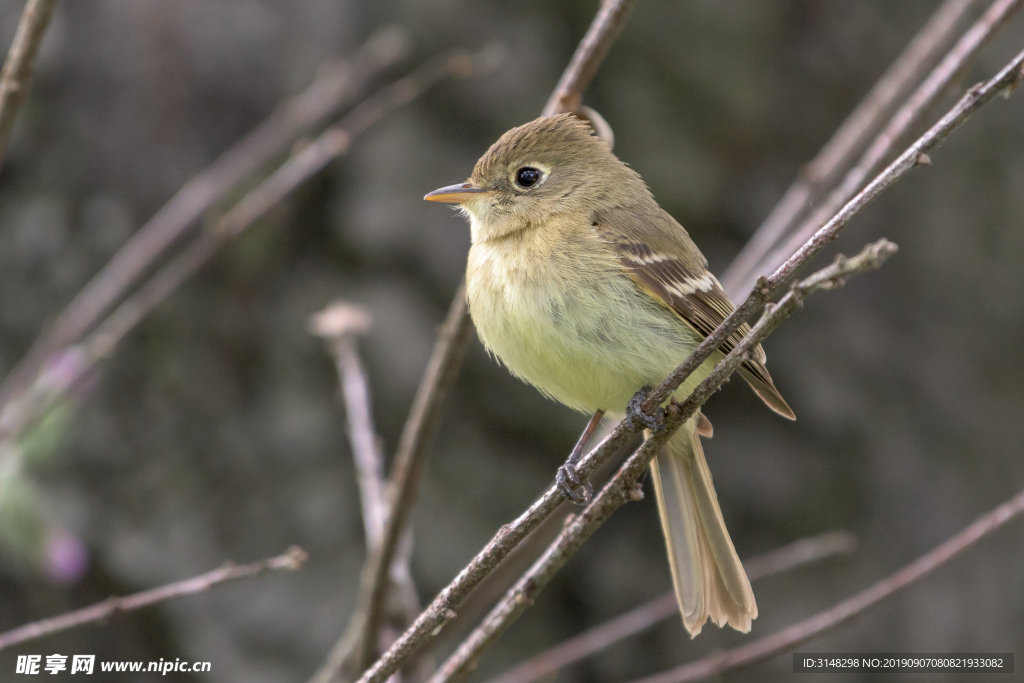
[594,217,795,420]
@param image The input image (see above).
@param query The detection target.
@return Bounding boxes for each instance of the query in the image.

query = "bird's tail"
[649,413,756,636]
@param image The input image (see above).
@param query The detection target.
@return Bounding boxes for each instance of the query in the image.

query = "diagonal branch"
[624,485,1024,683]
[722,0,982,292]
[484,531,857,683]
[640,42,1024,414]
[0,28,409,414]
[0,46,497,501]
[0,0,59,169]
[725,0,1022,298]
[427,240,899,683]
[542,0,639,116]
[354,43,1024,683]
[0,546,307,652]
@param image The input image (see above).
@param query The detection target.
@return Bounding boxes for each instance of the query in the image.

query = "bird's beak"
[424,182,491,204]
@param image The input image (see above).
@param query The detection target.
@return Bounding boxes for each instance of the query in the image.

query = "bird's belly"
[467,244,708,414]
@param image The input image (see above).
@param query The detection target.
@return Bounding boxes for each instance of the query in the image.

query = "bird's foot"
[556,452,593,506]
[626,386,666,432]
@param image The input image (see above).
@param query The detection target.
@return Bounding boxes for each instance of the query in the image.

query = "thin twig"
[722,0,981,293]
[0,546,307,652]
[352,37,1024,683]
[0,28,409,415]
[0,0,59,168]
[485,531,858,683]
[312,302,426,680]
[727,0,1022,298]
[427,241,898,683]
[311,303,385,549]
[625,486,1024,683]
[542,0,639,116]
[309,282,475,683]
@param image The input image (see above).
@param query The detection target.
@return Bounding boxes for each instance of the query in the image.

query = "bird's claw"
[556,463,593,505]
[627,386,666,432]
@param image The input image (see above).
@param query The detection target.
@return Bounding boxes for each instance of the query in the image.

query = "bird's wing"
[592,207,795,420]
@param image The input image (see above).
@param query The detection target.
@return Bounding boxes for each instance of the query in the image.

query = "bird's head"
[425,113,646,242]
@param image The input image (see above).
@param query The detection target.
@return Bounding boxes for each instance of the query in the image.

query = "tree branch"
[624,485,1024,683]
[0,0,59,169]
[311,303,386,550]
[722,0,981,293]
[0,546,307,652]
[542,0,639,116]
[726,0,1022,298]
[484,531,858,683]
[427,240,898,683]
[641,42,1024,414]
[309,282,475,683]
[0,28,409,414]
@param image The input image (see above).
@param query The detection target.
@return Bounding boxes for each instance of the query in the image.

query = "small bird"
[425,114,794,636]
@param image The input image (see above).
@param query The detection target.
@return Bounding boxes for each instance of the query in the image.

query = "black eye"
[515,167,541,188]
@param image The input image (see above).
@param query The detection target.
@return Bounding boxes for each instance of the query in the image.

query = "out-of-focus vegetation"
[0,2,1023,681]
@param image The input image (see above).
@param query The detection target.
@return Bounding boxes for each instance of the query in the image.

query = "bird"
[424,113,794,636]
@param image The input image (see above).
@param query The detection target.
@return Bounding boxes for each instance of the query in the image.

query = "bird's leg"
[556,410,604,505]
[626,385,666,432]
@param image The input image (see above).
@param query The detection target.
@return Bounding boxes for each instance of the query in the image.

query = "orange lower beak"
[424,182,491,204]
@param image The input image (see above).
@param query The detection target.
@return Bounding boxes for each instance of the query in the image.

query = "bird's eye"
[515,167,541,188]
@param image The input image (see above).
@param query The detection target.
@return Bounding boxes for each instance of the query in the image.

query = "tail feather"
[650,413,756,636]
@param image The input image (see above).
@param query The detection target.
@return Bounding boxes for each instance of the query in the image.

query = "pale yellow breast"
[466,218,711,414]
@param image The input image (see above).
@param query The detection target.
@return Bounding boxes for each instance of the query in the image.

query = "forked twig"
[0,547,307,652]
[428,240,899,683]
[722,0,981,292]
[485,531,857,683]
[309,284,474,683]
[0,0,60,168]
[624,486,1024,683]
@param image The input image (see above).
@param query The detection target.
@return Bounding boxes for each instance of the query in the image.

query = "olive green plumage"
[427,113,794,636]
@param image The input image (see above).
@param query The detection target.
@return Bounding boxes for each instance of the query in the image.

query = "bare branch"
[0,546,307,652]
[625,486,1024,683]
[427,241,898,683]
[0,28,409,414]
[309,282,475,683]
[542,0,639,116]
[641,43,1024,414]
[485,531,858,683]
[311,302,385,549]
[722,0,981,292]
[311,302,427,682]
[0,0,59,168]
[726,0,1022,298]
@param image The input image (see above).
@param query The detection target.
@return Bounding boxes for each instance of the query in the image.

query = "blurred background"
[0,0,1023,681]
